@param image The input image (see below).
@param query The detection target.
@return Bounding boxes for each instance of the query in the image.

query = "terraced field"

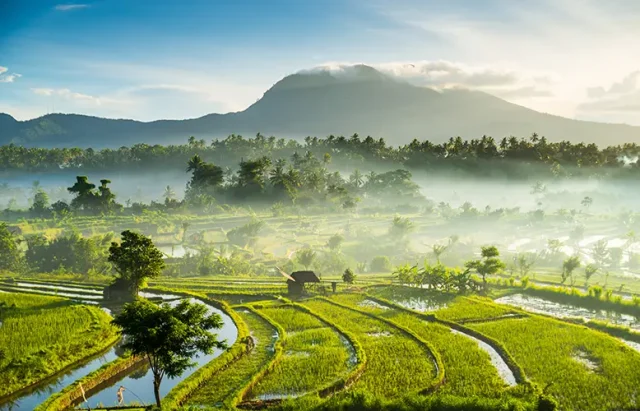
[0,292,117,398]
[187,308,278,407]
[469,316,640,411]
[4,278,640,411]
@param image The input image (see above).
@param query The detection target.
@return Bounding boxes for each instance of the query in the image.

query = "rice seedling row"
[245,305,354,400]
[0,292,117,397]
[186,308,279,408]
[300,298,438,398]
[325,293,511,397]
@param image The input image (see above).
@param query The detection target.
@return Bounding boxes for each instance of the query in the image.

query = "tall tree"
[465,246,505,291]
[30,189,50,217]
[296,248,317,270]
[342,267,355,284]
[96,179,120,213]
[561,256,581,287]
[68,176,96,211]
[0,223,23,272]
[108,230,165,296]
[112,299,227,408]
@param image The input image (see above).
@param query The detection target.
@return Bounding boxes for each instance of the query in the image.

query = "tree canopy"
[112,298,227,407]
[108,230,165,296]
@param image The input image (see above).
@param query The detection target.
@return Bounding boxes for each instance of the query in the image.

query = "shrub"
[370,256,392,273]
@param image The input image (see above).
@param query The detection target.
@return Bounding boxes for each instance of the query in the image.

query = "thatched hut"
[287,271,320,296]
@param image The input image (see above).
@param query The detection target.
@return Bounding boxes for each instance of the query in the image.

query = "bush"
[370,256,392,272]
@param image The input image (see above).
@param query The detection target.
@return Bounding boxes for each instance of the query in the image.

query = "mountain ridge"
[2,65,639,148]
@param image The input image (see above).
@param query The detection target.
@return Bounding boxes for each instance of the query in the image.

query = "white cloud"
[54,4,89,11]
[303,61,556,99]
[0,66,21,83]
[578,71,640,115]
[31,87,110,105]
[365,0,640,124]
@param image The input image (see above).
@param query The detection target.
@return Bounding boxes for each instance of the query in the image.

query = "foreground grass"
[0,292,117,397]
[301,299,436,398]
[469,316,640,411]
[247,306,353,400]
[187,308,277,408]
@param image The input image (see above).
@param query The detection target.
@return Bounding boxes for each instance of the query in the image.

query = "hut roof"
[290,271,320,283]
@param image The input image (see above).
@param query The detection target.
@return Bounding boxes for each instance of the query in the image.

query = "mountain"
[2,64,640,148]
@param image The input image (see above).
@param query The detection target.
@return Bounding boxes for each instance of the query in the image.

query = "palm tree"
[163,185,176,201]
[187,154,205,172]
[349,169,364,188]
[296,248,316,270]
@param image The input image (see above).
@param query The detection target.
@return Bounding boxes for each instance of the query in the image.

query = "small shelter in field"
[287,271,320,296]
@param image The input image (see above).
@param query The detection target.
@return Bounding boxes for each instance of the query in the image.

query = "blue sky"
[1,0,639,125]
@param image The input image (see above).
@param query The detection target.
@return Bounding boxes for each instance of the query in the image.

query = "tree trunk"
[153,377,162,408]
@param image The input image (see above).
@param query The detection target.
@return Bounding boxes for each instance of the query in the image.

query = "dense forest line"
[1,150,423,219]
[1,133,640,179]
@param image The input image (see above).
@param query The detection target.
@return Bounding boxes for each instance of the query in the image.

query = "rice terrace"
[3,2,640,410]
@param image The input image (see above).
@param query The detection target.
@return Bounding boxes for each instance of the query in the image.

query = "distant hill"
[2,64,640,148]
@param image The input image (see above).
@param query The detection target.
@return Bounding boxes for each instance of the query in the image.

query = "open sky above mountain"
[1,0,639,125]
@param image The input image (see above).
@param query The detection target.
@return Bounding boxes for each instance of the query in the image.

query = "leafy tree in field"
[108,230,165,296]
[68,176,96,211]
[591,240,609,268]
[608,247,624,269]
[30,189,50,217]
[431,244,448,264]
[112,299,227,408]
[236,156,272,193]
[581,196,593,209]
[449,267,475,294]
[370,255,392,273]
[327,233,344,251]
[516,252,537,279]
[163,185,176,201]
[349,169,364,188]
[226,219,264,247]
[185,155,224,201]
[465,246,505,292]
[296,248,317,270]
[393,264,418,286]
[96,179,121,213]
[26,231,113,275]
[50,200,71,217]
[561,256,581,287]
[342,267,355,284]
[420,263,443,290]
[356,262,367,274]
[389,216,415,238]
[584,264,598,287]
[0,223,23,272]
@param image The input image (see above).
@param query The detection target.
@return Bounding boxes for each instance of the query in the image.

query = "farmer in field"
[116,386,125,406]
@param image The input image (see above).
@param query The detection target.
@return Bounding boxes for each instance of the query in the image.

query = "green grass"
[187,308,278,408]
[246,306,353,400]
[0,292,117,397]
[326,292,509,397]
[301,299,436,398]
[469,316,640,411]
[435,296,520,322]
[381,312,508,397]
